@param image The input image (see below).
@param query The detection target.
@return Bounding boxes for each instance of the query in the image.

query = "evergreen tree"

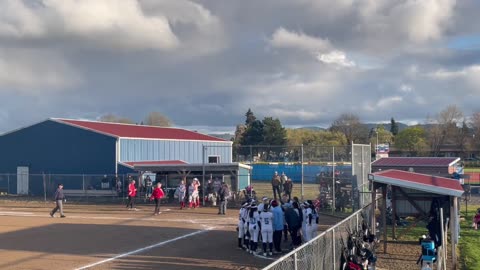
[390,117,399,136]
[245,108,256,126]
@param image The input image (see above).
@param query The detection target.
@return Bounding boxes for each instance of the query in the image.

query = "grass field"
[459,205,480,270]
[464,168,480,173]
[250,181,320,201]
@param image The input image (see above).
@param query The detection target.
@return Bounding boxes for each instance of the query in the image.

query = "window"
[208,156,220,163]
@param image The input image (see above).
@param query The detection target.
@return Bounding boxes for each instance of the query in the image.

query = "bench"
[63,189,117,197]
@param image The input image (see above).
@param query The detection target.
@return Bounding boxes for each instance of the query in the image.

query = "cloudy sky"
[1,0,479,134]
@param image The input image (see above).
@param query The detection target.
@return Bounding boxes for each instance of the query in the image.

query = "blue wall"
[119,139,232,163]
[0,120,117,174]
[251,164,352,183]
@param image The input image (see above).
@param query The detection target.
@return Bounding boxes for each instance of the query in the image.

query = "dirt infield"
[0,200,342,270]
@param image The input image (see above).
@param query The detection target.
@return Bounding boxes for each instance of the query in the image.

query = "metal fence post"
[301,144,304,201]
[43,173,46,202]
[332,146,336,215]
[332,228,336,269]
[202,145,206,206]
[294,251,298,270]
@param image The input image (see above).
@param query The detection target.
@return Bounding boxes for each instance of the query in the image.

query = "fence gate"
[351,144,371,209]
[16,166,29,195]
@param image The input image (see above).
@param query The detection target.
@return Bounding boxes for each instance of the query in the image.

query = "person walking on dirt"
[149,182,165,215]
[271,171,281,201]
[280,172,287,193]
[50,184,66,218]
[218,183,230,215]
[283,178,293,201]
[126,179,137,210]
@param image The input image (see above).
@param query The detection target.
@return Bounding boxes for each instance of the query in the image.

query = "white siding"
[119,139,232,163]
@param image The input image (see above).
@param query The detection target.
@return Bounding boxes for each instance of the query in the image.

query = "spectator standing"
[280,172,287,193]
[285,201,303,249]
[126,180,137,210]
[144,176,153,198]
[271,171,281,201]
[193,178,201,208]
[149,182,165,215]
[283,178,293,201]
[50,184,66,218]
[101,175,109,189]
[473,208,480,230]
[271,200,284,253]
[213,178,222,206]
[116,177,122,196]
[218,183,230,215]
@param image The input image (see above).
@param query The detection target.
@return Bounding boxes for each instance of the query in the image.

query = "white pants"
[189,192,198,203]
[261,228,273,243]
[249,225,259,242]
[305,224,317,242]
[238,221,245,238]
[243,222,249,239]
[302,223,307,241]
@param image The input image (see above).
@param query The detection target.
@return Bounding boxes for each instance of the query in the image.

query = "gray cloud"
[0,0,479,134]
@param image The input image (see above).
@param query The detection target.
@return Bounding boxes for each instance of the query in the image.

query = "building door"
[17,166,29,195]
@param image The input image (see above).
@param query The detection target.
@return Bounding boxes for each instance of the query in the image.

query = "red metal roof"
[371,169,464,196]
[372,157,460,167]
[55,119,227,142]
[122,160,188,167]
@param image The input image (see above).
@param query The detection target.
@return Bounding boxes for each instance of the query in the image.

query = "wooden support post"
[451,196,458,270]
[392,186,397,240]
[371,181,377,233]
[382,184,387,253]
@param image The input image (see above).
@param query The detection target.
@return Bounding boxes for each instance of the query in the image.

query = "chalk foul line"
[73,226,215,270]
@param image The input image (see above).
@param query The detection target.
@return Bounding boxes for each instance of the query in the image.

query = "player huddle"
[237,196,319,257]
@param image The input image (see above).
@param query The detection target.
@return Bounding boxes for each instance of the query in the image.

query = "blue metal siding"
[119,139,232,163]
[0,120,117,174]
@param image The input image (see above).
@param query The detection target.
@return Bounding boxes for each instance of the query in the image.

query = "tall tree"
[144,112,172,127]
[395,126,428,156]
[245,108,256,126]
[390,117,399,136]
[99,114,134,124]
[329,113,368,144]
[426,105,464,156]
[262,117,287,146]
[470,111,480,150]
[240,120,264,146]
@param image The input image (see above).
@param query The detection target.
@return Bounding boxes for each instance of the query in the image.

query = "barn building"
[0,118,235,194]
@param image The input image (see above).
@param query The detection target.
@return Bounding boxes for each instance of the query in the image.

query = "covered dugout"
[369,170,464,269]
[130,162,251,201]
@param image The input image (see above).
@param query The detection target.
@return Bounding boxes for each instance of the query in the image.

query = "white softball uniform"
[302,208,308,241]
[304,208,318,242]
[248,212,260,242]
[238,208,246,238]
[259,211,274,243]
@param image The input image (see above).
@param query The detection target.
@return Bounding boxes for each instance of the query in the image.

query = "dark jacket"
[283,181,293,193]
[285,207,302,229]
[54,188,65,200]
[219,186,229,201]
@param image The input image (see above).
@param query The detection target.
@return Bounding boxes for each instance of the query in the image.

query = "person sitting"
[473,208,480,230]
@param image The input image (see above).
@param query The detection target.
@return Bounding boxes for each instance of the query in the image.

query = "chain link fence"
[263,203,374,270]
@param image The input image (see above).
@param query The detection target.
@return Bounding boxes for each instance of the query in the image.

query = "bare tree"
[144,112,172,127]
[426,105,464,156]
[329,113,368,144]
[99,114,135,124]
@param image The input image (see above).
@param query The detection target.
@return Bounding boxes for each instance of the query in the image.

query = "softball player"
[238,202,249,249]
[301,201,309,242]
[259,203,274,256]
[175,180,187,209]
[193,178,201,207]
[188,182,196,208]
[304,201,319,242]
[247,203,260,254]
